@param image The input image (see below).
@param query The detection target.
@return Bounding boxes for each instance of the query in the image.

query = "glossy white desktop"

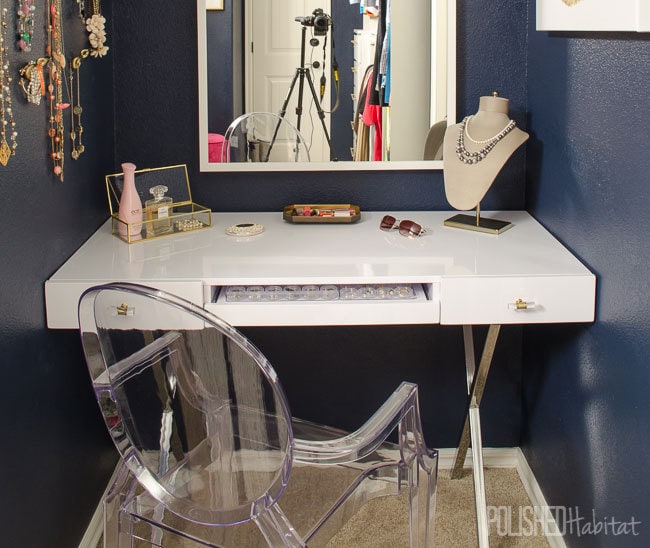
[45,210,595,547]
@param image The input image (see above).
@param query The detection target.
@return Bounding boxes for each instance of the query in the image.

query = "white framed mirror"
[197,0,456,172]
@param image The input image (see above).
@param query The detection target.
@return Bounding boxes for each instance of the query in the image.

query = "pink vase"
[117,162,143,241]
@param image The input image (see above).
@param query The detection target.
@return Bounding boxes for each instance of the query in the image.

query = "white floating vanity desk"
[45,210,595,547]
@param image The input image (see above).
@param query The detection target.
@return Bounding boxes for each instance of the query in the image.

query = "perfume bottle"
[145,185,173,236]
[117,163,143,241]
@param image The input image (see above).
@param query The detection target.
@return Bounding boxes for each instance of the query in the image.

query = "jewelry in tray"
[455,115,516,164]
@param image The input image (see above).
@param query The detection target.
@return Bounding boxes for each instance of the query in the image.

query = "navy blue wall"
[523,4,650,546]
[206,6,234,133]
[0,3,117,547]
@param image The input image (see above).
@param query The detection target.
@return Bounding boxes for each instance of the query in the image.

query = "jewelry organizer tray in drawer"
[204,283,440,327]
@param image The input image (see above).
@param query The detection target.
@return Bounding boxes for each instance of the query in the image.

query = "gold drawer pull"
[116,302,135,316]
[509,298,536,311]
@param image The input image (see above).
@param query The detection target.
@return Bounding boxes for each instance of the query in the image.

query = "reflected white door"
[246,0,332,162]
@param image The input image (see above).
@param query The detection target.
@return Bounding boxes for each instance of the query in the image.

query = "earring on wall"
[0,0,18,166]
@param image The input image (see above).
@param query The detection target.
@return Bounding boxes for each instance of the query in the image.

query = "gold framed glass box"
[105,164,212,243]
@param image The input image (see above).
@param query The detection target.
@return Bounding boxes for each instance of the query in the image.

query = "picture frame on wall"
[206,0,224,10]
[536,0,650,32]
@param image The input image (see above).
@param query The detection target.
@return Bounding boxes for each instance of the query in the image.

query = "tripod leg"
[265,68,301,162]
[304,70,337,161]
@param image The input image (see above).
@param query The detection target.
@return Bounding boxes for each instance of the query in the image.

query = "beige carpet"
[328,467,550,547]
[97,466,551,547]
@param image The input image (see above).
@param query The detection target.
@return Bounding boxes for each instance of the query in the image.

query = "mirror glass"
[197,0,456,172]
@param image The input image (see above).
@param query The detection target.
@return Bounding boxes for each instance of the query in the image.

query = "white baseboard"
[513,447,567,548]
[80,447,566,548]
[437,446,521,469]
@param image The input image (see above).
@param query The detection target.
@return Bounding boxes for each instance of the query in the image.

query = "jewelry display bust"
[443,94,529,211]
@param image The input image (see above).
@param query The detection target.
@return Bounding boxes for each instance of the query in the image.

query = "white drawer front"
[440,275,595,325]
[45,281,204,329]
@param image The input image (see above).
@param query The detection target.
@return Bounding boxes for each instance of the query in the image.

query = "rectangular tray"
[283,204,361,224]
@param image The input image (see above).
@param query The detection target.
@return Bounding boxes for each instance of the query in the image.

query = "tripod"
[265,25,336,162]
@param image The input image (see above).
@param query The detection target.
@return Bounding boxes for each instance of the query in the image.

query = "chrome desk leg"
[452,324,501,548]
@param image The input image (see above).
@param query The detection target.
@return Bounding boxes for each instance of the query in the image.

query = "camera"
[295,8,331,36]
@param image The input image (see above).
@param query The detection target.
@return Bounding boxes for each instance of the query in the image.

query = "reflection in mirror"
[198,0,456,172]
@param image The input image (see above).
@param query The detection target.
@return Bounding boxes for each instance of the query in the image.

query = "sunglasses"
[379,215,426,238]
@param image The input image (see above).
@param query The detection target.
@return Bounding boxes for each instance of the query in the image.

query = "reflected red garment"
[361,73,382,161]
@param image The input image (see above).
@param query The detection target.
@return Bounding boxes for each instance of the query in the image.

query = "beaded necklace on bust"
[455,115,516,165]
[0,0,18,166]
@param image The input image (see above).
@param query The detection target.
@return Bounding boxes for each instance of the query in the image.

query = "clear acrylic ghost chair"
[221,112,311,163]
[78,283,437,547]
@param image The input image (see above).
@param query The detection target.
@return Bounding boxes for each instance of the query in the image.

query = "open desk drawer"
[204,282,440,327]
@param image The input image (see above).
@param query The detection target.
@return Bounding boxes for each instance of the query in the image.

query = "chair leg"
[420,451,438,548]
[406,460,421,548]
[252,498,306,548]
[400,407,438,548]
[104,463,138,548]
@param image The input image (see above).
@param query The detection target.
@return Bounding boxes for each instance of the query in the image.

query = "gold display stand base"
[444,213,513,235]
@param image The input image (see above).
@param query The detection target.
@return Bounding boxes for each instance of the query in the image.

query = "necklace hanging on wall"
[46,0,68,180]
[0,0,18,166]
[16,0,36,52]
[455,116,516,165]
[69,49,88,159]
[76,0,84,21]
[66,0,108,161]
[85,0,108,58]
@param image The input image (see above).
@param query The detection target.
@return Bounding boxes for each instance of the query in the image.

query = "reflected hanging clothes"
[362,68,382,161]
[353,65,371,161]
[352,66,382,162]
[369,0,387,106]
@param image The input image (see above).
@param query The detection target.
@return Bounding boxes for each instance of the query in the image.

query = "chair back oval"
[222,112,311,163]
[78,283,294,526]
